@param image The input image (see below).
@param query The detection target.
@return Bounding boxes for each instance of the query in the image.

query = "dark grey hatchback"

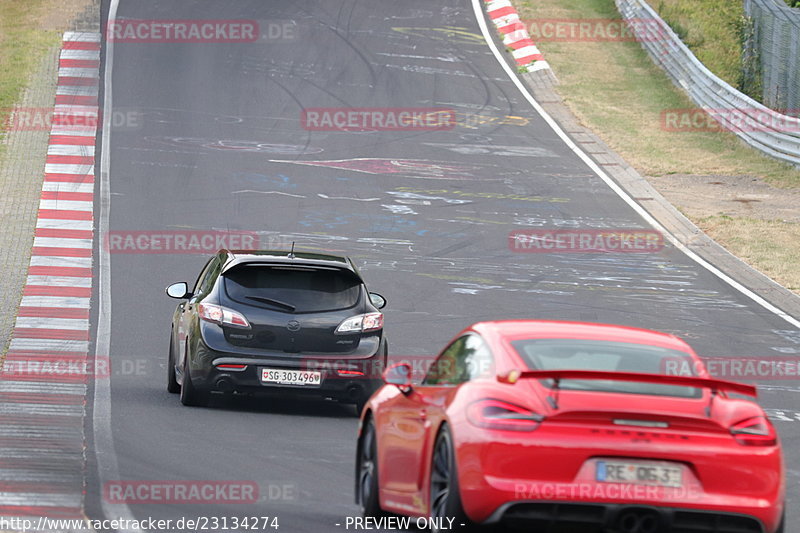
[165,249,387,412]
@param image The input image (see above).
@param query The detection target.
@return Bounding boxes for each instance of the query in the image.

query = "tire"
[430,426,474,533]
[354,397,367,417]
[167,330,180,394]
[775,510,785,533]
[179,347,208,407]
[357,418,384,518]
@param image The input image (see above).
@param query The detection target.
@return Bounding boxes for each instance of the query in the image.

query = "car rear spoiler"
[497,369,757,398]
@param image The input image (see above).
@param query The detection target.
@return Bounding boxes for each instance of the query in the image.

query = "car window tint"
[423,334,494,386]
[223,265,361,313]
[511,339,701,398]
[193,256,220,298]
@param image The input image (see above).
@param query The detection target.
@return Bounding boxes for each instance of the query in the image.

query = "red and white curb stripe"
[484,0,550,72]
[1,31,99,521]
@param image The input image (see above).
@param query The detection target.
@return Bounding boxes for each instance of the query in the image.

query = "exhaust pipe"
[616,509,659,533]
[346,385,364,401]
[215,377,234,393]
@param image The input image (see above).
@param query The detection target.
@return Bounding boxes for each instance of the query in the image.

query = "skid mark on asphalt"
[390,26,486,45]
[146,136,324,155]
[232,190,306,198]
[317,194,379,201]
[422,142,558,157]
[268,158,512,180]
[764,409,800,423]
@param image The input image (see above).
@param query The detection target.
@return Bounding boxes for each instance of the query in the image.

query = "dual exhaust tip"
[616,509,660,533]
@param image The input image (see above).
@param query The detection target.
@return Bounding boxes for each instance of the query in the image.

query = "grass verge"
[0,0,65,154]
[699,216,800,292]
[512,0,800,293]
[651,0,746,91]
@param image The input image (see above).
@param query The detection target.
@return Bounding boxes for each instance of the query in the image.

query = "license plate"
[260,368,322,387]
[596,460,683,488]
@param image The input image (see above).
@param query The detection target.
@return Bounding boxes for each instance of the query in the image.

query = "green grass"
[0,0,63,152]
[512,0,800,188]
[510,0,800,292]
[653,0,746,91]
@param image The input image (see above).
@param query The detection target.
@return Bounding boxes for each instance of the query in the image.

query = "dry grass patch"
[510,0,800,294]
[512,0,800,188]
[698,216,800,292]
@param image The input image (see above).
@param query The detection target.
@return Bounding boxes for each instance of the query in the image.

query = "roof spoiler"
[497,369,757,398]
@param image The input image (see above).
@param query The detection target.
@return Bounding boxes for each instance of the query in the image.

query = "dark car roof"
[220,249,358,274]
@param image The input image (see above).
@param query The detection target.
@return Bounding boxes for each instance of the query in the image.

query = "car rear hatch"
[219,263,371,354]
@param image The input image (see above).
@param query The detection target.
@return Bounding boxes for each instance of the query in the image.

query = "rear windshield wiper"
[244,296,296,312]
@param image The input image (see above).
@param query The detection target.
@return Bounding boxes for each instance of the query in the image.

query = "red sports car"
[355,321,784,533]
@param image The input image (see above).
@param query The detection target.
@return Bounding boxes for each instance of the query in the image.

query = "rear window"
[223,265,361,313]
[511,339,701,398]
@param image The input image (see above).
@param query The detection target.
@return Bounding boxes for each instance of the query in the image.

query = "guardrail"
[616,0,800,168]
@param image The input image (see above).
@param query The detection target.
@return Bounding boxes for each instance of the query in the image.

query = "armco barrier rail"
[616,0,800,168]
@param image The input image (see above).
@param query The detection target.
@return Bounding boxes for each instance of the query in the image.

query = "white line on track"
[94,1,143,531]
[29,255,92,268]
[470,0,800,328]
[8,339,90,352]
[41,181,95,194]
[33,237,93,249]
[20,296,90,309]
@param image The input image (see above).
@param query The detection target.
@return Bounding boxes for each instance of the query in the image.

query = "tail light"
[198,303,250,328]
[216,364,247,371]
[730,416,777,446]
[335,312,383,334]
[466,399,543,432]
[337,369,365,376]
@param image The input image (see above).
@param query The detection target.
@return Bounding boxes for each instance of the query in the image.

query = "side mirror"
[382,363,412,392]
[165,282,191,299]
[369,292,387,309]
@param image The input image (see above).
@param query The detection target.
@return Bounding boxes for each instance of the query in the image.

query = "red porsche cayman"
[355,321,784,533]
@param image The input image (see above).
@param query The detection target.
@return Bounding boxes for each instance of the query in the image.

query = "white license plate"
[260,368,322,387]
[596,460,683,488]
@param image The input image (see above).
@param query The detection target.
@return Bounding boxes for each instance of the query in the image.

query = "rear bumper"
[188,336,385,403]
[453,425,783,531]
[486,501,768,533]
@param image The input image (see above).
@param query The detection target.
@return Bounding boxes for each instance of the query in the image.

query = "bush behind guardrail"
[616,0,800,168]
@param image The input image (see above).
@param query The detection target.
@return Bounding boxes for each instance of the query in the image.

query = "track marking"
[95,1,144,530]
[471,0,800,328]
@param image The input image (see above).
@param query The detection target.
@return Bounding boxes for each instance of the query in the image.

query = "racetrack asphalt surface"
[87,0,800,530]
